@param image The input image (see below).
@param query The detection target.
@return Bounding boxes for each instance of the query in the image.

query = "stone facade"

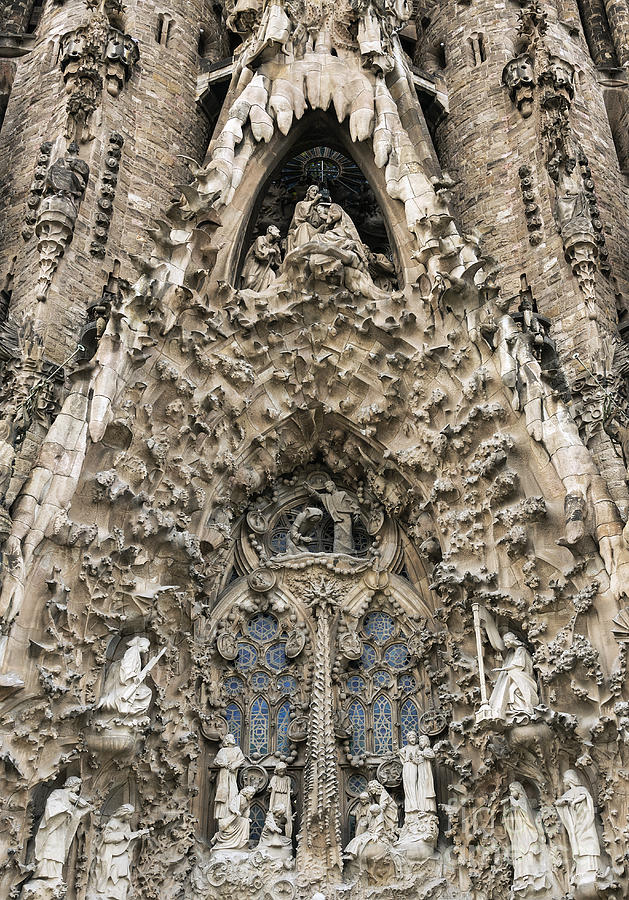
[0,0,628,898]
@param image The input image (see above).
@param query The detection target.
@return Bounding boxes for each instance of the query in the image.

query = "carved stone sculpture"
[88,805,149,900]
[286,185,326,252]
[503,55,535,117]
[502,782,549,896]
[257,805,292,859]
[488,632,539,724]
[213,733,246,820]
[307,481,359,555]
[269,761,293,838]
[212,785,257,853]
[398,732,436,814]
[35,143,89,302]
[26,777,92,895]
[284,506,323,555]
[241,225,282,291]
[96,638,162,722]
[555,770,602,887]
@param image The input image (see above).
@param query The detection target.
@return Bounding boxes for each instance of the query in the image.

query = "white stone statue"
[269,760,293,838]
[241,225,282,291]
[97,638,164,721]
[31,777,92,887]
[502,782,548,895]
[555,770,602,885]
[398,731,436,814]
[286,185,325,252]
[212,785,257,852]
[213,733,246,820]
[488,632,539,723]
[256,804,292,858]
[307,480,359,555]
[367,779,398,842]
[88,805,149,900]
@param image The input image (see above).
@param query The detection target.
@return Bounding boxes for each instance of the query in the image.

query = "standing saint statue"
[488,632,539,723]
[502,782,549,895]
[213,733,246,821]
[96,637,162,720]
[398,732,436,814]
[307,480,360,555]
[212,785,257,852]
[32,777,93,887]
[555,770,602,884]
[241,225,282,291]
[88,805,149,900]
[269,761,293,838]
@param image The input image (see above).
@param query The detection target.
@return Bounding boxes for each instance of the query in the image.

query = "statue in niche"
[286,185,326,252]
[96,637,163,722]
[88,804,149,900]
[30,777,93,889]
[284,506,323,555]
[488,632,539,724]
[555,770,602,885]
[547,155,591,238]
[502,782,549,895]
[212,785,257,852]
[269,761,293,838]
[213,733,246,820]
[398,732,436,814]
[306,480,360,555]
[241,224,283,291]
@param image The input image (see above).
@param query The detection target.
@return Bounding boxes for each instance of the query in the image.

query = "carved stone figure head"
[274,761,287,775]
[406,730,417,744]
[128,636,150,654]
[306,185,321,201]
[562,769,582,789]
[242,785,257,800]
[417,735,430,749]
[65,776,82,790]
[509,781,525,799]
[267,225,281,242]
[325,480,336,492]
[115,804,135,819]
[502,632,521,649]
[222,733,237,747]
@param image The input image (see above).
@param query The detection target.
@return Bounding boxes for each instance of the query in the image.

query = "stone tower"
[0,0,628,896]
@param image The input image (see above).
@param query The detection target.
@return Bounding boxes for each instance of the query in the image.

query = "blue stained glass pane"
[401,698,420,744]
[372,670,392,688]
[236,643,258,672]
[363,611,395,644]
[346,675,365,694]
[360,644,376,670]
[249,803,266,845]
[265,643,287,672]
[277,701,291,754]
[383,643,410,670]
[246,612,279,643]
[347,700,366,754]
[398,674,417,694]
[223,675,244,697]
[249,697,270,755]
[225,703,242,745]
[278,675,297,695]
[373,694,393,754]
[251,671,270,691]
[347,773,368,795]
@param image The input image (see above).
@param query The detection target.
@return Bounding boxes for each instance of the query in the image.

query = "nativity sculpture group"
[240,185,396,302]
[23,614,607,897]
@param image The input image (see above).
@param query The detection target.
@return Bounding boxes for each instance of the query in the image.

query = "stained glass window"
[363,611,395,644]
[223,675,244,696]
[249,803,266,845]
[346,675,365,694]
[373,694,393,754]
[247,612,279,643]
[360,644,376,669]
[236,643,258,672]
[372,670,392,688]
[398,674,416,694]
[277,701,291,755]
[347,772,368,795]
[251,671,270,691]
[401,698,419,744]
[266,643,287,671]
[249,697,270,755]
[383,643,410,669]
[225,703,242,745]
[347,699,366,754]
[278,675,297,695]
